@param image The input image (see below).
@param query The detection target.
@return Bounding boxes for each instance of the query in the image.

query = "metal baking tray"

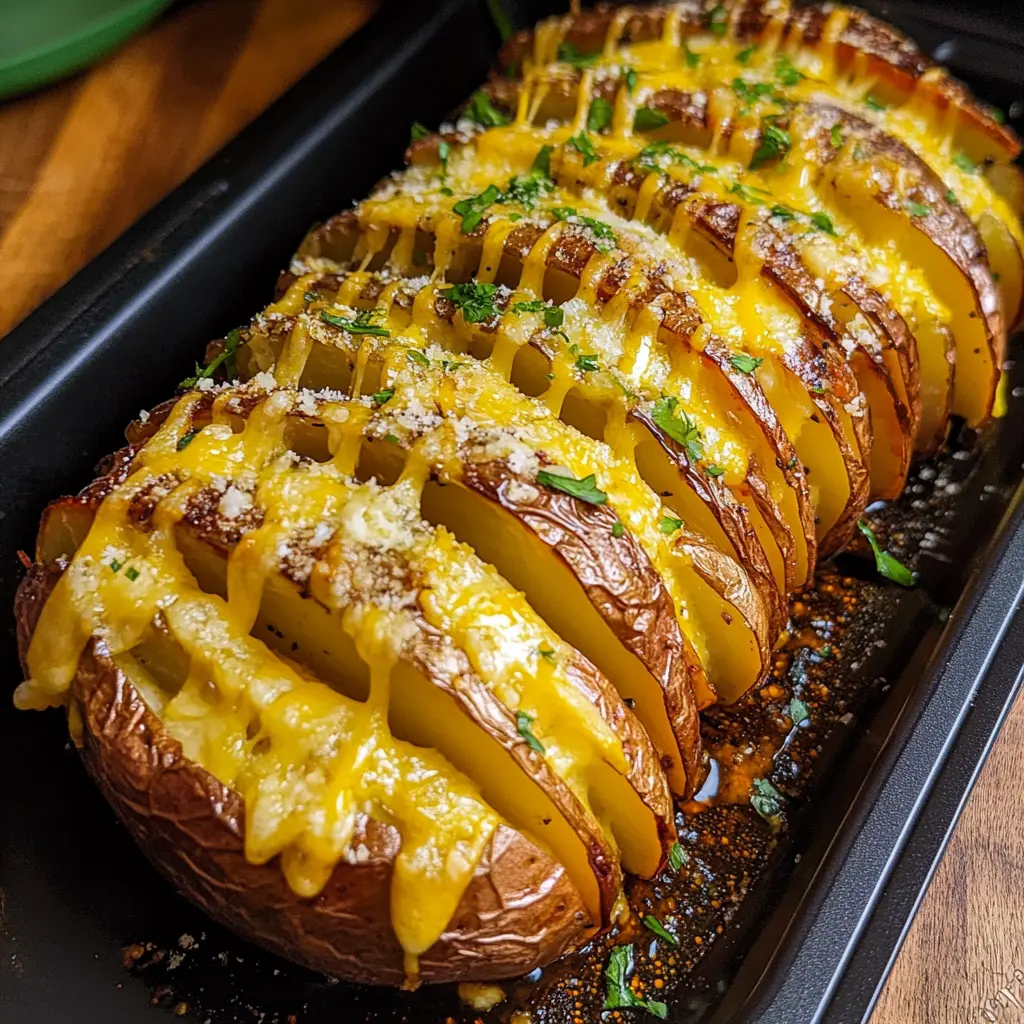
[1,1,1021,1021]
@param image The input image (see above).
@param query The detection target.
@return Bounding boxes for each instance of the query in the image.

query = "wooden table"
[0,2,1019,1021]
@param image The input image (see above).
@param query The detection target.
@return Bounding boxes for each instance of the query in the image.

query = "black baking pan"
[1,1,1022,1022]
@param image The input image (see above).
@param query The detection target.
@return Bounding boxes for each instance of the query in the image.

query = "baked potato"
[13,0,1019,995]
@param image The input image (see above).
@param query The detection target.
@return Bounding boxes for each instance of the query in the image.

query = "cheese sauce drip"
[19,389,505,970]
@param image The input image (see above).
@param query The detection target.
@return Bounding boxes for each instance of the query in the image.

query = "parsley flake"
[453,183,501,232]
[751,778,784,830]
[633,106,670,132]
[736,44,757,65]
[550,206,617,251]
[830,123,843,149]
[789,697,810,726]
[558,41,599,68]
[750,122,790,169]
[659,515,684,535]
[320,308,391,337]
[604,945,668,1018]
[651,396,704,462]
[864,94,886,111]
[707,3,728,36]
[905,200,932,218]
[176,430,198,451]
[516,710,545,754]
[536,469,608,505]
[730,352,763,373]
[179,327,241,390]
[625,67,639,94]
[668,841,689,871]
[588,96,614,133]
[706,464,725,478]
[642,915,680,946]
[857,520,916,587]
[406,349,430,367]
[728,181,772,204]
[441,281,501,323]
[124,567,140,582]
[575,351,600,372]
[683,44,700,68]
[465,90,510,127]
[567,130,600,166]
[110,559,122,573]
[774,54,805,86]
[635,141,716,175]
[409,121,429,143]
[538,647,556,663]
[611,520,625,538]
[809,210,837,235]
[372,388,394,406]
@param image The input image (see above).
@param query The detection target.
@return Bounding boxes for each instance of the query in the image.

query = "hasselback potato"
[14,0,1020,991]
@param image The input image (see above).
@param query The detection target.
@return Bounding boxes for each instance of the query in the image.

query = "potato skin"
[14,564,591,987]
[466,460,704,797]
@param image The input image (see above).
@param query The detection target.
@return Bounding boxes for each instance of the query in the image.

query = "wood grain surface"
[0,2,1021,1022]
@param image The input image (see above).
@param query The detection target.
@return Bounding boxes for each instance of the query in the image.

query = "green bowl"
[0,0,175,99]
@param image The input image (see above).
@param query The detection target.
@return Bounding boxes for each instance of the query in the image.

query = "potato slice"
[237,307,774,707]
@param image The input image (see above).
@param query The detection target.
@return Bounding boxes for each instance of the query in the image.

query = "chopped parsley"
[453,183,501,232]
[864,94,886,111]
[642,915,680,946]
[567,130,600,166]
[625,67,639,94]
[588,96,614,133]
[774,54,805,86]
[531,143,553,178]
[124,567,140,582]
[465,90,510,127]
[730,352,763,373]
[635,141,716,175]
[750,777,784,831]
[633,106,670,132]
[668,841,689,871]
[731,76,775,112]
[409,121,429,142]
[683,44,700,68]
[406,349,430,367]
[809,210,837,235]
[551,206,617,251]
[728,181,772,205]
[372,388,394,406]
[179,327,241,389]
[502,170,552,209]
[384,433,400,445]
[789,697,810,726]
[538,647,556,663]
[557,41,599,68]
[950,150,974,173]
[303,289,320,303]
[857,520,916,587]
[770,204,796,221]
[574,350,600,373]
[441,281,501,323]
[651,396,704,463]
[516,710,546,753]
[438,138,451,174]
[513,299,564,329]
[905,200,932,218]
[830,123,843,149]
[611,520,625,538]
[320,308,390,336]
[705,464,725,478]
[659,515,684,535]
[749,122,790,169]
[536,469,608,505]
[736,44,757,65]
[176,430,198,451]
[604,945,668,1018]
[946,189,958,205]
[707,3,728,37]
[110,559,122,573]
